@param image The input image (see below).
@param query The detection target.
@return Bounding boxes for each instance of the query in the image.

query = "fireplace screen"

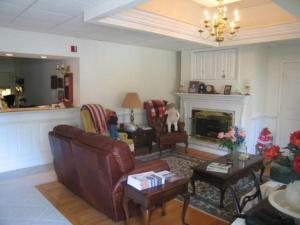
[191,109,234,142]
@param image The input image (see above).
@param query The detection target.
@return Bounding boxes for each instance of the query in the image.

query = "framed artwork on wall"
[188,81,199,93]
[224,85,232,95]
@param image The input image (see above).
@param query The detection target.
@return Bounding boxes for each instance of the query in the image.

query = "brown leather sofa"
[49,125,169,221]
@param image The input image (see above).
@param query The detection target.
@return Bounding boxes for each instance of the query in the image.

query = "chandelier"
[199,0,240,42]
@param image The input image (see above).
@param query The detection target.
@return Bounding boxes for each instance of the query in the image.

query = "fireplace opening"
[191,109,234,142]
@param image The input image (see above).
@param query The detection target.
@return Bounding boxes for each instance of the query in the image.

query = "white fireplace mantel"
[176,93,250,154]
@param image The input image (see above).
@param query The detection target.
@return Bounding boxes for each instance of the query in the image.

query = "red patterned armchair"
[144,100,188,154]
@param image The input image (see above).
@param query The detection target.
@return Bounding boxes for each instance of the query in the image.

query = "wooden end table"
[124,127,153,152]
[190,152,263,212]
[123,177,190,225]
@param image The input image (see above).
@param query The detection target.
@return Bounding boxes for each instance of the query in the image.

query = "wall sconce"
[56,64,70,75]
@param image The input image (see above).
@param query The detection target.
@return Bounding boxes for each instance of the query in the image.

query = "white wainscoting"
[0,108,80,173]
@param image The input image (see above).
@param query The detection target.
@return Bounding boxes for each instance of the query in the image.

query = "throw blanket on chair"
[81,104,108,134]
[144,100,167,118]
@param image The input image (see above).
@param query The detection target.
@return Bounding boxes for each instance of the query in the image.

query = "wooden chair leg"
[185,141,188,153]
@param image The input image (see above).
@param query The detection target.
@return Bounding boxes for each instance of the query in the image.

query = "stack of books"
[127,170,177,190]
[206,162,232,173]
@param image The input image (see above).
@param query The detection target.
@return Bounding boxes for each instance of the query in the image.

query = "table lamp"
[122,92,142,124]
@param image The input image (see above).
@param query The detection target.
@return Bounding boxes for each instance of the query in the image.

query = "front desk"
[0,107,80,173]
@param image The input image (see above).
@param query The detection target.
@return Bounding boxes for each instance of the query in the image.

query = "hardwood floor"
[37,147,228,225]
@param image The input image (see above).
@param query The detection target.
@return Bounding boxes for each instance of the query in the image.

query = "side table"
[125,127,153,152]
[123,177,190,225]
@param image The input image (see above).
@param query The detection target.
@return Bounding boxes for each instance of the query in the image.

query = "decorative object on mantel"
[178,82,185,93]
[205,84,217,94]
[217,126,247,156]
[265,130,300,184]
[198,82,206,94]
[223,85,232,95]
[188,81,199,93]
[199,0,241,43]
[244,80,251,95]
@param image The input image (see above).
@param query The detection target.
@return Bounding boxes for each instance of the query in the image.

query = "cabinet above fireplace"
[191,48,238,81]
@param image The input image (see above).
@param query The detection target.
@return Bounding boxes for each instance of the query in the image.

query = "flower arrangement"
[265,130,300,176]
[217,126,246,153]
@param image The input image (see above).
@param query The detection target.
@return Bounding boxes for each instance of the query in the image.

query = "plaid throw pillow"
[145,100,167,118]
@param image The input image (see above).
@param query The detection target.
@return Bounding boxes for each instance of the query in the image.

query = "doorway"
[278,61,300,146]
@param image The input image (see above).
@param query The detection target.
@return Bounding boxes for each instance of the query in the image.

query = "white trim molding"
[95,9,217,47]
[224,22,300,46]
[88,8,300,48]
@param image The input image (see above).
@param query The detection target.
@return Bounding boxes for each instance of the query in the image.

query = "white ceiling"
[0,0,209,50]
[0,0,299,51]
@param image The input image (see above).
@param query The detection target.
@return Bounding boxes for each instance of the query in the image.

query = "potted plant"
[266,131,300,184]
[217,126,246,153]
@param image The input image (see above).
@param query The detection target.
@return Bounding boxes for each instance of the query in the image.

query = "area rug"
[136,150,259,222]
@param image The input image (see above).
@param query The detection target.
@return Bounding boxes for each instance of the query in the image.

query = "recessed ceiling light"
[5,53,13,57]
[41,56,47,59]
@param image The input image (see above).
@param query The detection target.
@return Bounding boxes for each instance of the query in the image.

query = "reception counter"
[0,107,80,173]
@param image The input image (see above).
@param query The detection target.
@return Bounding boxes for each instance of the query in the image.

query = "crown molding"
[223,22,300,46]
[95,9,217,47]
[90,8,300,48]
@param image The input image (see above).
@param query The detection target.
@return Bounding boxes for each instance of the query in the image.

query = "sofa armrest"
[112,160,170,193]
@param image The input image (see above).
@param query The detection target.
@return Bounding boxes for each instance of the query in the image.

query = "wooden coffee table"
[190,152,263,210]
[123,177,190,225]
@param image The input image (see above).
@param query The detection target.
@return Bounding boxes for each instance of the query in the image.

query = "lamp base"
[130,109,134,124]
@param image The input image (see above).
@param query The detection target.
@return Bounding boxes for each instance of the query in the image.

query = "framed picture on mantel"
[188,81,199,93]
[224,85,232,95]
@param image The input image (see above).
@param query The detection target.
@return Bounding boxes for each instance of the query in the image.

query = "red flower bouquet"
[267,130,300,183]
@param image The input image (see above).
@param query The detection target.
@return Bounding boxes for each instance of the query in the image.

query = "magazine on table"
[206,162,232,173]
[127,170,182,190]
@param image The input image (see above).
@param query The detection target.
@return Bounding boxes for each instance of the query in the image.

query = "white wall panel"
[0,108,80,173]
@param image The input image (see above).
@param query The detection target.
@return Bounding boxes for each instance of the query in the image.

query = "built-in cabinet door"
[191,48,237,80]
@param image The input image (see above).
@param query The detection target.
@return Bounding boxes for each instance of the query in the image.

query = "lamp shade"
[122,92,142,109]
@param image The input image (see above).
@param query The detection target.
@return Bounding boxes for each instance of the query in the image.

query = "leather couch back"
[49,124,135,221]
[49,125,82,195]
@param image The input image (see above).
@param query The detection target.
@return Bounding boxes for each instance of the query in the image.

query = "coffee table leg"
[140,206,151,225]
[190,174,196,196]
[219,187,226,208]
[182,191,190,225]
[161,201,166,216]
[123,196,130,225]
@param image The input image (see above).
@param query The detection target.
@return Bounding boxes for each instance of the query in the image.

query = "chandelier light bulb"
[213,13,218,20]
[223,6,227,18]
[204,10,210,20]
[199,0,241,42]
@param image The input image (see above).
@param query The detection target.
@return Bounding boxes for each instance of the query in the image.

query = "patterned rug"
[136,150,259,222]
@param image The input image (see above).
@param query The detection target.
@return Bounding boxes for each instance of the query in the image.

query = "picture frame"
[224,85,232,95]
[188,81,199,93]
